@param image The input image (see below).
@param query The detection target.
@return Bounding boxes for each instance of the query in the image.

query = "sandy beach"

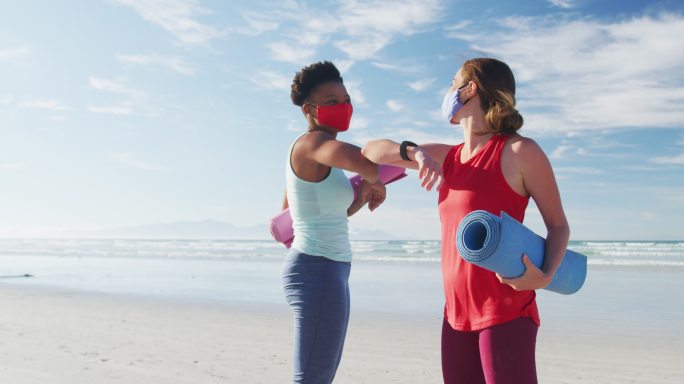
[2,275,683,384]
[0,284,442,384]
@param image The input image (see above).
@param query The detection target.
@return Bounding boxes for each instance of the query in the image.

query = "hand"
[364,180,386,212]
[414,148,443,191]
[496,254,553,291]
[347,181,372,217]
[356,179,371,204]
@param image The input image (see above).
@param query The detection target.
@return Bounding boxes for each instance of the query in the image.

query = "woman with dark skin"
[281,61,385,384]
[363,58,569,383]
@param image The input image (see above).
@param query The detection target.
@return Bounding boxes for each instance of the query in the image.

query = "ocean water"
[1,239,683,325]
[1,238,682,266]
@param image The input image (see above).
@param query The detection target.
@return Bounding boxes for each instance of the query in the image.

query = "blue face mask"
[441,84,469,124]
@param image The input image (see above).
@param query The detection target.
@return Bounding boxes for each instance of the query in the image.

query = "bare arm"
[307,132,380,183]
[299,132,386,213]
[524,140,570,280]
[499,138,570,290]
[362,139,452,191]
[361,139,452,169]
[281,190,288,211]
[346,178,365,217]
[347,200,365,217]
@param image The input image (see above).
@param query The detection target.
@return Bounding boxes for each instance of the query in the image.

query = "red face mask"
[314,102,353,132]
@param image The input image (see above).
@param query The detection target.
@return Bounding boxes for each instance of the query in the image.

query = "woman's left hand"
[496,254,553,291]
[365,180,386,211]
[414,148,443,191]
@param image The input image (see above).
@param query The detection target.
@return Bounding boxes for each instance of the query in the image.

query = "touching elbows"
[361,139,393,164]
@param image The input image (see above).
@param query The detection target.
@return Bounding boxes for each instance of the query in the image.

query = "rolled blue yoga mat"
[456,210,587,295]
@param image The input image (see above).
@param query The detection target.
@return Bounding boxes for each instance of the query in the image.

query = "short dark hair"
[290,61,343,106]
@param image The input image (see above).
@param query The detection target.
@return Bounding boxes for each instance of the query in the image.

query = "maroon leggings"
[441,317,538,384]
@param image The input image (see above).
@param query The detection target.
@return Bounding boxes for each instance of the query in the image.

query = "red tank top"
[438,134,540,331]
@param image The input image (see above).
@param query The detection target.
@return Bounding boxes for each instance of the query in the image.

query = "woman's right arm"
[305,132,386,210]
[307,132,380,182]
[281,190,288,211]
[362,140,451,191]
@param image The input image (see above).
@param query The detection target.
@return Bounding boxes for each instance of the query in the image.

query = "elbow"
[361,139,389,163]
[548,220,570,241]
[360,142,376,162]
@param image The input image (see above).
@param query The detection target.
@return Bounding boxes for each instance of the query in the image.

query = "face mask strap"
[457,82,473,105]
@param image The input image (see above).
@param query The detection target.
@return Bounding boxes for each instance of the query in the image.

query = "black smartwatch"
[399,140,418,161]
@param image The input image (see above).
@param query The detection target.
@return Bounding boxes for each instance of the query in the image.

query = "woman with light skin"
[281,61,386,384]
[362,57,569,383]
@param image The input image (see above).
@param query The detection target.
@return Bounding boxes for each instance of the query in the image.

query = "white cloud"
[110,152,162,170]
[550,145,573,159]
[454,13,684,134]
[267,41,315,64]
[370,61,425,75]
[18,98,70,111]
[335,0,443,59]
[250,0,443,63]
[351,126,460,148]
[554,167,604,175]
[0,163,27,170]
[87,77,155,116]
[266,0,445,62]
[0,47,30,61]
[335,59,355,74]
[114,0,222,45]
[287,115,302,133]
[287,119,302,132]
[238,11,281,35]
[243,2,331,63]
[650,153,684,165]
[117,53,194,75]
[408,78,436,92]
[575,147,625,158]
[444,20,479,41]
[89,77,146,98]
[445,20,473,32]
[395,127,461,145]
[428,109,444,123]
[345,80,366,106]
[350,116,369,131]
[548,0,574,9]
[88,104,134,115]
[337,36,392,61]
[386,99,403,112]
[249,70,291,91]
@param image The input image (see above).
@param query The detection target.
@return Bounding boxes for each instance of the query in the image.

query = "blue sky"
[1,0,683,240]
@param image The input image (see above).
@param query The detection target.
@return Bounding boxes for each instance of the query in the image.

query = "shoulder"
[504,134,546,159]
[296,131,337,150]
[502,134,550,174]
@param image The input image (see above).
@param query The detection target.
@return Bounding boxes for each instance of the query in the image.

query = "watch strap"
[400,140,418,161]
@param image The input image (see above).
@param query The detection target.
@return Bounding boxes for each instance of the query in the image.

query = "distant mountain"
[58,220,398,240]
[63,220,270,240]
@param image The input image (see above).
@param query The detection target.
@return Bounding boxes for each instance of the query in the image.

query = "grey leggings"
[282,248,351,384]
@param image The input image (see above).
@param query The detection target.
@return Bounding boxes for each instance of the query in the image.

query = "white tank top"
[286,133,354,262]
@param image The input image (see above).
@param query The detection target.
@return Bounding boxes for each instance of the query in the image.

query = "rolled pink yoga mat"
[270,165,407,248]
